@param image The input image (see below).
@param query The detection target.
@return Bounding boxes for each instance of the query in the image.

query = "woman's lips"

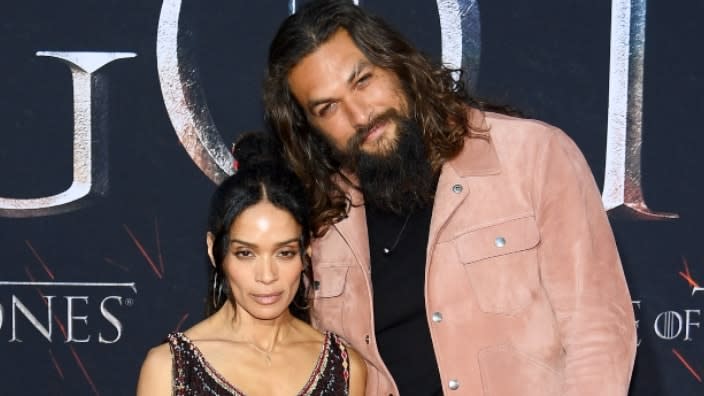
[250,292,284,305]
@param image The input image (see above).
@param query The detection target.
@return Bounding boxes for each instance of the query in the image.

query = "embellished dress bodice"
[167,331,350,395]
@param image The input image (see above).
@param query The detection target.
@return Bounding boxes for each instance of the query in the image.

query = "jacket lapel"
[427,110,502,257]
[333,182,371,273]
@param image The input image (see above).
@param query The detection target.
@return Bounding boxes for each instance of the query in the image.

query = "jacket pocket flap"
[314,266,349,298]
[456,215,540,263]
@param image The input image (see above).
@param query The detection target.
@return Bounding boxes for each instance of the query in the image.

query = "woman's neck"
[214,301,298,351]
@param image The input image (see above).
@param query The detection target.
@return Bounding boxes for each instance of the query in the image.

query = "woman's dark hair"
[264,0,491,235]
[206,131,313,323]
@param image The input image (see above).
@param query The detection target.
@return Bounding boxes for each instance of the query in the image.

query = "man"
[263,1,637,395]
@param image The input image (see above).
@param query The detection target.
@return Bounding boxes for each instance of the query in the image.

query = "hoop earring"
[211,272,223,309]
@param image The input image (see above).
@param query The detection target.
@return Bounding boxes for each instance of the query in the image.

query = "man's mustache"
[347,109,402,153]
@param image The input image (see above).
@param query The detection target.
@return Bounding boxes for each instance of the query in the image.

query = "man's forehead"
[301,28,365,66]
[287,30,370,102]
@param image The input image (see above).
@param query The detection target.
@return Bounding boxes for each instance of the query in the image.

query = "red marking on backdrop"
[24,265,98,394]
[69,345,100,395]
[104,257,129,272]
[679,257,700,289]
[25,240,55,280]
[175,313,190,332]
[155,217,166,276]
[48,349,65,380]
[672,349,703,383]
[123,224,163,279]
[25,266,69,337]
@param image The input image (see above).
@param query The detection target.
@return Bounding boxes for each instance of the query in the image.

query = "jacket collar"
[445,108,502,177]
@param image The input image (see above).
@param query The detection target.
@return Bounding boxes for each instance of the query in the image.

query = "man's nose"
[345,96,371,128]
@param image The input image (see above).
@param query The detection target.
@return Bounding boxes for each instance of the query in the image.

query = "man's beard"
[331,109,436,214]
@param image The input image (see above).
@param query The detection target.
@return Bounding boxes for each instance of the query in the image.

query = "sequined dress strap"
[168,332,242,396]
[303,333,350,396]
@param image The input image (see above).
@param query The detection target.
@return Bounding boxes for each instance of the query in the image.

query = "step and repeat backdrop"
[1,0,702,394]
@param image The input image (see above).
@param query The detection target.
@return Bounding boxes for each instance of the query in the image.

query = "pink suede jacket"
[310,110,637,395]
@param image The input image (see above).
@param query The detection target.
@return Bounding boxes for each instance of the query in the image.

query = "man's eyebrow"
[347,60,370,84]
[306,60,371,113]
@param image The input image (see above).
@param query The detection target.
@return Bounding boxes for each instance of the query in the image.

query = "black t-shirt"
[366,204,443,396]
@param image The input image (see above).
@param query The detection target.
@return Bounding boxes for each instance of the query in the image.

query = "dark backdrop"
[0,1,702,395]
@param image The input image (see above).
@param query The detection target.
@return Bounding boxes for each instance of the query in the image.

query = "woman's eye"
[234,250,253,258]
[278,250,298,258]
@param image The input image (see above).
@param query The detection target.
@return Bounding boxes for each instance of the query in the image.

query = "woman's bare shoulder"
[144,341,172,362]
[136,342,172,396]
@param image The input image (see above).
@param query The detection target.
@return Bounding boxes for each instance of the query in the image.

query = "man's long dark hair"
[264,0,487,235]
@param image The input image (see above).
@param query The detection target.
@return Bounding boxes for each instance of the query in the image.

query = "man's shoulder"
[472,110,580,158]
[454,109,584,175]
[479,111,562,143]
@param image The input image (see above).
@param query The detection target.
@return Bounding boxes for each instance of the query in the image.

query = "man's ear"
[206,232,216,268]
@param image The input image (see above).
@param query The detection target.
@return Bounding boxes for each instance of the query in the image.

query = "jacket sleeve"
[533,128,637,396]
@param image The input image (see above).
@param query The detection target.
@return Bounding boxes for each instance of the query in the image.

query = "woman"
[136,132,366,395]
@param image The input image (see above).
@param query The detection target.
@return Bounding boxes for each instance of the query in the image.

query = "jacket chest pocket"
[454,215,541,314]
[311,265,349,331]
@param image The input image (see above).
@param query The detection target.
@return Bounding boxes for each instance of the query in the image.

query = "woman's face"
[217,200,305,321]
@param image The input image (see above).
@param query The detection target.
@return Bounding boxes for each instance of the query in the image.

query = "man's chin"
[359,145,392,158]
[360,134,399,157]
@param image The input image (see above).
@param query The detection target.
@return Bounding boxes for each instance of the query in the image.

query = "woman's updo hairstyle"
[206,131,313,322]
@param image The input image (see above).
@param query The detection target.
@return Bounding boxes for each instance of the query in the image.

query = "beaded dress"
[168,331,350,395]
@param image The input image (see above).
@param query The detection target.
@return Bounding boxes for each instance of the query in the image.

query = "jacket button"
[364,334,370,344]
[431,312,443,323]
[494,236,506,248]
[448,379,460,390]
[452,184,463,193]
